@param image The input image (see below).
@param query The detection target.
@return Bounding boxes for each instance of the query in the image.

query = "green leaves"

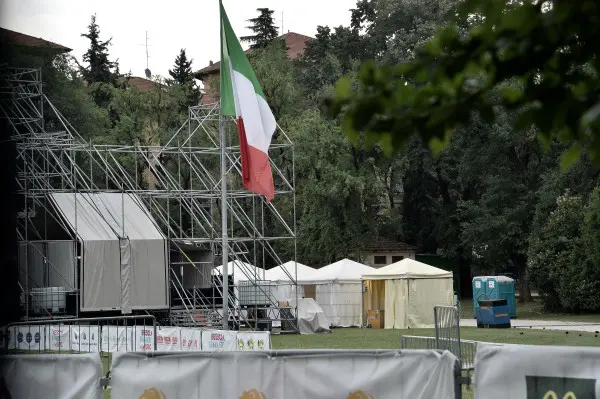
[326,0,600,166]
[560,145,583,169]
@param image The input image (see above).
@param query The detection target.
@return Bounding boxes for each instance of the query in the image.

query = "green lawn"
[459,298,600,322]
[271,326,600,349]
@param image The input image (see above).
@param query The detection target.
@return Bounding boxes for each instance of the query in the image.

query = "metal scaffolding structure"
[0,67,299,332]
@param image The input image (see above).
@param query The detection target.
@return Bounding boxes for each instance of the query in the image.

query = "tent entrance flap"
[49,192,168,311]
[363,280,385,326]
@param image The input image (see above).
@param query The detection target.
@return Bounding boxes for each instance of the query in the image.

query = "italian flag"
[220,1,276,202]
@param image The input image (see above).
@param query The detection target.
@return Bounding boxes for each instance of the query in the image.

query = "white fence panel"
[0,353,102,399]
[474,343,600,399]
[110,350,458,399]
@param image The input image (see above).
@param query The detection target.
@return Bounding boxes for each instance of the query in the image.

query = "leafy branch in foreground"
[327,0,600,166]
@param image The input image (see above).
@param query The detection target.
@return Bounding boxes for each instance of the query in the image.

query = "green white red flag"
[220,1,276,202]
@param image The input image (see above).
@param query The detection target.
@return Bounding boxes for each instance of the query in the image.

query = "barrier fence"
[0,317,272,355]
[400,335,477,371]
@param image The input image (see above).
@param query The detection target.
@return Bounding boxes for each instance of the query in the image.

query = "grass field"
[459,298,600,322]
[271,326,600,349]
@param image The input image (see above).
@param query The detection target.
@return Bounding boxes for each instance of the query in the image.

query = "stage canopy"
[50,193,168,312]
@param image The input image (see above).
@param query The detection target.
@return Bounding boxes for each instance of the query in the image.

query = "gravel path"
[460,318,600,333]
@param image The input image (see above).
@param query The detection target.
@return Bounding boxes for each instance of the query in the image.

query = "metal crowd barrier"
[400,335,478,371]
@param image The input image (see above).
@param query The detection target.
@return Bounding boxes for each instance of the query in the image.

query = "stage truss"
[0,67,299,332]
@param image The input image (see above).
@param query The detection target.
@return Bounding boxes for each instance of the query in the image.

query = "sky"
[0,0,358,79]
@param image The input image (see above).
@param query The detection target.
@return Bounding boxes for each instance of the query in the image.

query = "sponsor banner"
[1,353,102,399]
[156,327,181,352]
[180,327,201,352]
[101,326,135,353]
[45,325,71,351]
[201,330,237,352]
[110,350,458,398]
[133,326,156,352]
[474,343,600,399]
[7,326,45,351]
[236,332,271,352]
[69,325,101,353]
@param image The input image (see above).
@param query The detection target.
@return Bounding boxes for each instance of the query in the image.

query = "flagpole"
[219,0,229,332]
[220,116,229,331]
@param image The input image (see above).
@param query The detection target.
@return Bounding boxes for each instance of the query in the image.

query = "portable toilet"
[472,276,517,318]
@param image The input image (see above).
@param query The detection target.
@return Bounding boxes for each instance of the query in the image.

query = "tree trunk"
[513,254,533,303]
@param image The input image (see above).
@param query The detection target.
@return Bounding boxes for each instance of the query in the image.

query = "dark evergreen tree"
[81,14,117,85]
[169,49,193,85]
[168,48,200,108]
[240,8,279,49]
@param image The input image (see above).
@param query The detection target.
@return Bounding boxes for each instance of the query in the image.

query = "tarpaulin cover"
[110,349,458,399]
[50,193,167,312]
[474,343,600,399]
[0,353,102,399]
[287,298,331,334]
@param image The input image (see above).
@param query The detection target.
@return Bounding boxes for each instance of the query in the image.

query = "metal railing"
[400,335,478,370]
[2,315,157,355]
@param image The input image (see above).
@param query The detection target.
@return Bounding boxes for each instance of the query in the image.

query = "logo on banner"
[258,339,265,350]
[239,389,267,399]
[82,332,87,341]
[25,332,32,343]
[138,387,166,399]
[526,376,596,399]
[17,332,23,343]
[34,332,40,343]
[347,391,375,399]
[238,339,245,351]
[209,332,226,349]
[247,339,255,350]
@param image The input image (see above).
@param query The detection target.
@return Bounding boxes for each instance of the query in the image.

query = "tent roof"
[313,259,375,282]
[213,261,265,283]
[361,258,452,280]
[266,261,318,282]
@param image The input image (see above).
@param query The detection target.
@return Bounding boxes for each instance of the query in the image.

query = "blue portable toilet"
[472,276,517,318]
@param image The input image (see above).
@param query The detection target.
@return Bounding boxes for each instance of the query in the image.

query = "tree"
[240,8,279,49]
[250,40,301,121]
[328,0,600,166]
[528,192,600,312]
[168,49,200,108]
[81,14,117,86]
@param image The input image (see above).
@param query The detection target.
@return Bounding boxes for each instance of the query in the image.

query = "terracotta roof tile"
[0,27,71,52]
[195,31,312,79]
[122,76,165,92]
[364,238,418,253]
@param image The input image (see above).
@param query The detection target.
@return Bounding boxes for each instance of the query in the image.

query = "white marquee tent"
[310,259,376,327]
[361,258,453,329]
[265,261,318,305]
[213,261,266,284]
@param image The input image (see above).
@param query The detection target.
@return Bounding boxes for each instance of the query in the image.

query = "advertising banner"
[101,326,135,352]
[236,332,271,351]
[156,327,181,352]
[69,325,101,353]
[8,326,45,351]
[201,330,237,352]
[45,325,71,351]
[0,353,102,399]
[474,343,600,399]
[133,326,156,352]
[110,349,458,398]
[180,327,201,352]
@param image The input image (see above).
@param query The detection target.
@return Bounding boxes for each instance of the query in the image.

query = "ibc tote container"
[472,276,517,318]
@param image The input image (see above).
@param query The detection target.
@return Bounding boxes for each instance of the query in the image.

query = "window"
[374,256,387,265]
[392,256,404,263]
